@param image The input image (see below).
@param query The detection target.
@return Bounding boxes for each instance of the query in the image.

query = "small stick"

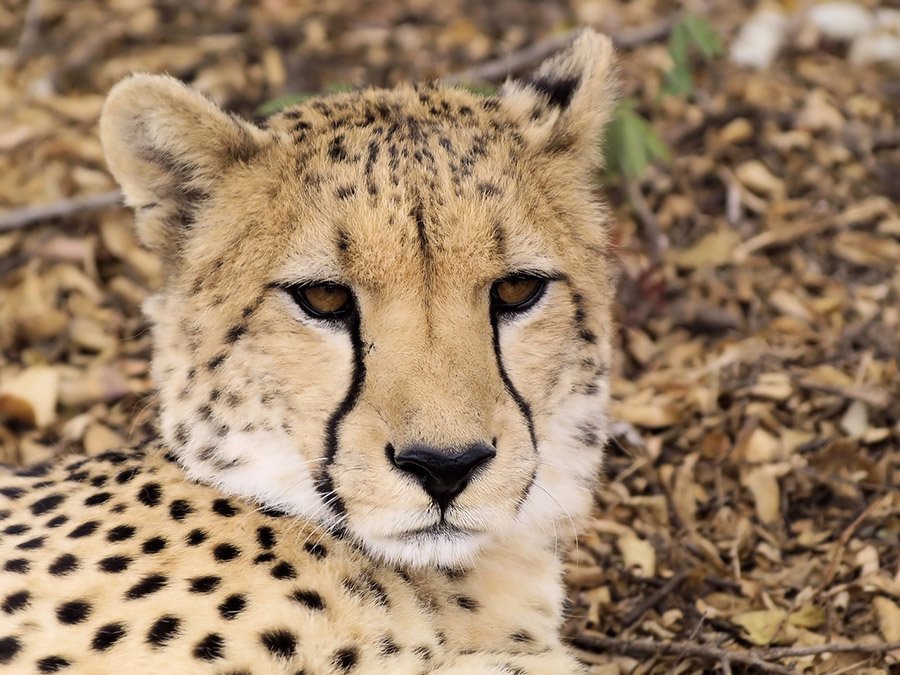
[0,190,122,233]
[573,634,900,673]
[621,568,692,627]
[443,16,678,85]
[625,179,667,263]
[572,634,794,674]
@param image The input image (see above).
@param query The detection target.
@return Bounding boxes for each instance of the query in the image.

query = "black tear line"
[316,312,366,525]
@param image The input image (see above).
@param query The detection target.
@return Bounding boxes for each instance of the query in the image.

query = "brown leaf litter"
[0,0,897,672]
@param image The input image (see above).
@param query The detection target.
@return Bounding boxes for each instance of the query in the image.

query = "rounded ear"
[499,29,618,166]
[100,74,268,258]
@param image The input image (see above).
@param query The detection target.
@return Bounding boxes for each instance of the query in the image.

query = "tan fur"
[0,30,617,673]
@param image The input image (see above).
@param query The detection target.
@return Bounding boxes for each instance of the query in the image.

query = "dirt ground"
[0,1,898,673]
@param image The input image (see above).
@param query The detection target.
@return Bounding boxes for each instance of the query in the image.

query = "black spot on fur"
[15,462,51,477]
[256,526,276,549]
[378,636,400,655]
[305,541,327,559]
[4,559,28,574]
[68,521,99,538]
[332,646,358,671]
[291,589,325,611]
[56,599,91,624]
[37,655,71,673]
[218,594,246,620]
[29,493,65,516]
[45,514,68,528]
[106,525,136,542]
[98,555,131,573]
[189,576,221,593]
[193,633,225,661]
[169,499,194,521]
[48,554,78,576]
[90,475,108,488]
[2,591,29,614]
[511,630,534,643]
[0,487,25,500]
[91,623,126,651]
[126,574,168,600]
[16,536,44,550]
[84,492,111,506]
[207,354,226,371]
[335,184,356,199]
[3,524,28,535]
[142,536,167,554]
[116,467,140,484]
[186,528,207,545]
[260,629,297,659]
[225,324,246,343]
[212,498,238,517]
[138,482,162,506]
[271,561,296,579]
[455,595,479,611]
[328,135,349,162]
[0,636,21,664]
[213,543,241,562]
[147,615,181,647]
[254,552,276,564]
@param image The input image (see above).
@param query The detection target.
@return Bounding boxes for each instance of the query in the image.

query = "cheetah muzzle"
[1,29,618,674]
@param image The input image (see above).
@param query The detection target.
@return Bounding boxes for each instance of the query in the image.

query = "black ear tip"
[522,74,580,108]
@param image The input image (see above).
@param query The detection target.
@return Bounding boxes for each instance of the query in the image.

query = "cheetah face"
[101,31,618,568]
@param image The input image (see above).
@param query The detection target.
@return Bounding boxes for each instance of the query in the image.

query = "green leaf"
[662,62,693,97]
[257,83,355,115]
[604,100,669,180]
[257,92,316,115]
[682,15,723,61]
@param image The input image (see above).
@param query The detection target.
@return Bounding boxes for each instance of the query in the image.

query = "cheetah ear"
[100,73,267,257]
[499,29,618,165]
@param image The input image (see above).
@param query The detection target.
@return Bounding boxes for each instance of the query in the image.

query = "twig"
[443,16,678,85]
[817,495,891,592]
[0,190,122,233]
[14,0,43,67]
[573,634,900,673]
[621,568,692,627]
[624,179,667,263]
[765,642,900,659]
[572,634,794,674]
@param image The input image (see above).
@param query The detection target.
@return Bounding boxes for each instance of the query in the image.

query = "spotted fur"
[1,30,617,673]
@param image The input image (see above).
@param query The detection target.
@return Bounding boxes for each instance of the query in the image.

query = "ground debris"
[0,1,897,672]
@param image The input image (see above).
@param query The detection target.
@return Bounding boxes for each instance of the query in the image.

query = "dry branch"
[573,634,900,674]
[442,16,677,85]
[0,190,122,233]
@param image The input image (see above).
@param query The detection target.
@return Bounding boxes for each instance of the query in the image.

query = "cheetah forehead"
[100,30,618,284]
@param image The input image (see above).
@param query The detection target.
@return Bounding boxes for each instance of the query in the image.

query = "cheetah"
[0,30,618,674]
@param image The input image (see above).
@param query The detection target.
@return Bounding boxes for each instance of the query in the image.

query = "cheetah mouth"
[397,523,480,540]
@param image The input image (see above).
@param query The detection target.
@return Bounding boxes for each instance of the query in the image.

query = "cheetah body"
[0,31,617,674]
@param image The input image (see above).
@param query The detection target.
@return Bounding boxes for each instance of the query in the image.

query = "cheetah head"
[101,30,618,568]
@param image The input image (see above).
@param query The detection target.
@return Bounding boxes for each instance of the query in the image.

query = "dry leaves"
[1,0,898,673]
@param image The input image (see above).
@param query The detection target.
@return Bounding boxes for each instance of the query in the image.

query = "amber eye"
[285,283,353,320]
[490,275,548,314]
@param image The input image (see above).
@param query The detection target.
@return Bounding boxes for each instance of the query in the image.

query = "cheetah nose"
[387,443,496,510]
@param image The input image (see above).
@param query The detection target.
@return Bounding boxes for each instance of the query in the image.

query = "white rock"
[807,2,875,42]
[729,8,790,69]
[850,32,900,65]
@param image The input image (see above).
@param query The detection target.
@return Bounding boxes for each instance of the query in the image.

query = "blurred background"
[0,1,898,672]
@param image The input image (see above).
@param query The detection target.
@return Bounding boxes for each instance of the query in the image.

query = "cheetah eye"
[285,283,354,321]
[490,275,548,314]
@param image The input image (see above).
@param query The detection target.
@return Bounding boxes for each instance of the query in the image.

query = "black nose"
[388,443,496,509]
